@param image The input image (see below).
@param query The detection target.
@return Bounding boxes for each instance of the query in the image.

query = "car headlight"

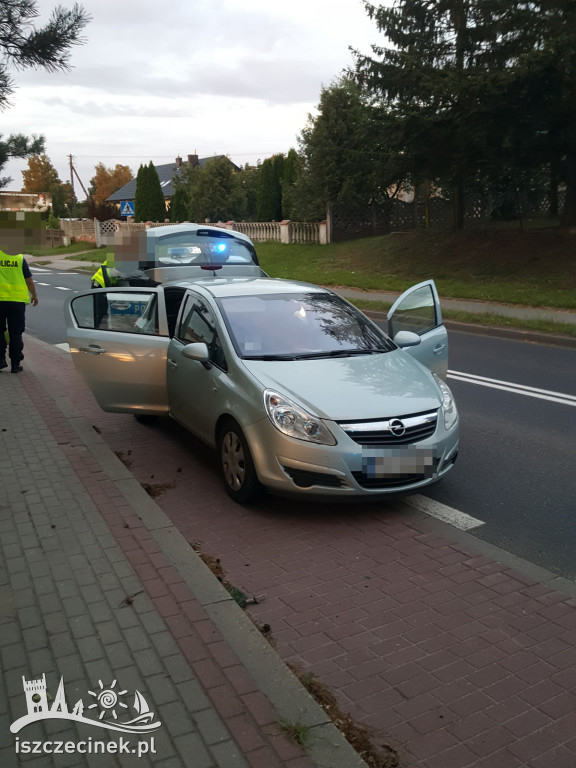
[432,374,458,431]
[264,390,336,445]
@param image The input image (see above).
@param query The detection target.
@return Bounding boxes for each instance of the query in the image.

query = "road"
[27,266,576,580]
[421,331,576,579]
[25,267,88,346]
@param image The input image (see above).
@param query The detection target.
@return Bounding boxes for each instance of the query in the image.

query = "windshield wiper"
[296,348,388,359]
[244,348,389,361]
[243,353,301,361]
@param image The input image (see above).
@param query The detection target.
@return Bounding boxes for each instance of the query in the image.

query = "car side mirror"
[393,330,421,348]
[181,342,211,368]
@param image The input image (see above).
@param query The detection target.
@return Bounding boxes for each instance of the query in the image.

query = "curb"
[25,335,371,768]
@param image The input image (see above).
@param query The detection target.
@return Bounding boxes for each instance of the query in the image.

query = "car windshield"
[219,292,395,359]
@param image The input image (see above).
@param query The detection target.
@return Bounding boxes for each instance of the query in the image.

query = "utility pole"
[68,154,89,211]
[69,154,76,215]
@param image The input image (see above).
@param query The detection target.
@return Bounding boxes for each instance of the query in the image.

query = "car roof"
[163,276,330,298]
[144,223,254,247]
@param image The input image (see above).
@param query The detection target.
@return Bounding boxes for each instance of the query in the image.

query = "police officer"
[0,252,38,373]
[91,252,123,288]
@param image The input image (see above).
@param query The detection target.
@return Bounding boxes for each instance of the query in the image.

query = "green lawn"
[256,228,576,309]
[349,298,576,339]
[27,242,102,257]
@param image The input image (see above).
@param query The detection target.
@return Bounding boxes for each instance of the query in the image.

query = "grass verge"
[27,242,101,257]
[256,228,576,309]
[349,299,576,339]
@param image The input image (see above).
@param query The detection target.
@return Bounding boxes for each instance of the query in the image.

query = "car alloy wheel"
[218,420,263,503]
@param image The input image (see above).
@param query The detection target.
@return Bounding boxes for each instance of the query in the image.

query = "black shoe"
[11,365,23,374]
[0,355,7,370]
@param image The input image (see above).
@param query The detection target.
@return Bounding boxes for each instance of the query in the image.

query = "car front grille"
[338,410,438,446]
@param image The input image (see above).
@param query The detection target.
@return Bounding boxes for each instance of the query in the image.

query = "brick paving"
[4,336,576,767]
[0,346,329,767]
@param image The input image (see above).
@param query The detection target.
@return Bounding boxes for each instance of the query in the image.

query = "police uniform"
[91,255,121,288]
[0,252,35,373]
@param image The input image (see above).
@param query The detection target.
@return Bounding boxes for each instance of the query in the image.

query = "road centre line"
[403,494,485,531]
[448,370,576,407]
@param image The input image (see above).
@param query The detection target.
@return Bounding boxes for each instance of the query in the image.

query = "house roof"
[107,156,238,202]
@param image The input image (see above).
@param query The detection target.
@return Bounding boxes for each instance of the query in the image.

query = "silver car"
[65,225,458,503]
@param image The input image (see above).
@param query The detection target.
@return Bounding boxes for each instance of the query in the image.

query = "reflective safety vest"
[91,261,108,287]
[0,252,29,303]
[91,254,119,288]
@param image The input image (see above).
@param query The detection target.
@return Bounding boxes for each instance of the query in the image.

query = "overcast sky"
[2,0,382,196]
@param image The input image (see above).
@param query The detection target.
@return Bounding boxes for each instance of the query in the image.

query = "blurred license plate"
[362,448,435,478]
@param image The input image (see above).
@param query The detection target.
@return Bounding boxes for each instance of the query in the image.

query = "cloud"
[1,0,379,188]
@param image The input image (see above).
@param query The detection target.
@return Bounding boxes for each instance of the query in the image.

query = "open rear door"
[387,280,448,379]
[64,287,170,414]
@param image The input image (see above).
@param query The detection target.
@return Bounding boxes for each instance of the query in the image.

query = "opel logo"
[389,418,406,437]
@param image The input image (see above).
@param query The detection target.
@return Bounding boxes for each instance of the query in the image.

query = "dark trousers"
[0,301,26,364]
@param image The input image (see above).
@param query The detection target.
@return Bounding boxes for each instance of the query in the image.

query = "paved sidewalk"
[0,344,366,767]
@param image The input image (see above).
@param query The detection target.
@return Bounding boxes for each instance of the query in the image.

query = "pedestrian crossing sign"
[120,201,135,216]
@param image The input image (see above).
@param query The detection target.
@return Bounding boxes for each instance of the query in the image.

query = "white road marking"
[54,286,72,291]
[404,494,485,530]
[55,343,70,352]
[448,370,576,407]
[29,267,51,273]
[34,282,51,286]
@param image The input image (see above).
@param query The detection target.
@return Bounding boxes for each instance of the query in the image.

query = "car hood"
[241,350,442,420]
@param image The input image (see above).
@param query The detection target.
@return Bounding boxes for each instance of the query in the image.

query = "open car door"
[387,280,448,379]
[65,287,170,415]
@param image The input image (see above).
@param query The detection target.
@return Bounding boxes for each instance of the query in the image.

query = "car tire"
[218,420,263,504]
[134,414,159,425]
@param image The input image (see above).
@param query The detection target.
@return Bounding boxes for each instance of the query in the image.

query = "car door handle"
[433,344,446,355]
[79,345,106,355]
[167,359,178,368]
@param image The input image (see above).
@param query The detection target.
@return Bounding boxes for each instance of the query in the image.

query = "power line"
[66,151,291,158]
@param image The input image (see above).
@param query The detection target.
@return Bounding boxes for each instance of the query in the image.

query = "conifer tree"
[256,157,282,220]
[147,162,167,222]
[0,1,90,188]
[169,187,189,222]
[134,162,166,222]
[133,164,148,222]
[354,0,543,228]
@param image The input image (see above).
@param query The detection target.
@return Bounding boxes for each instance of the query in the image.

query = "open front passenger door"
[387,280,448,379]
